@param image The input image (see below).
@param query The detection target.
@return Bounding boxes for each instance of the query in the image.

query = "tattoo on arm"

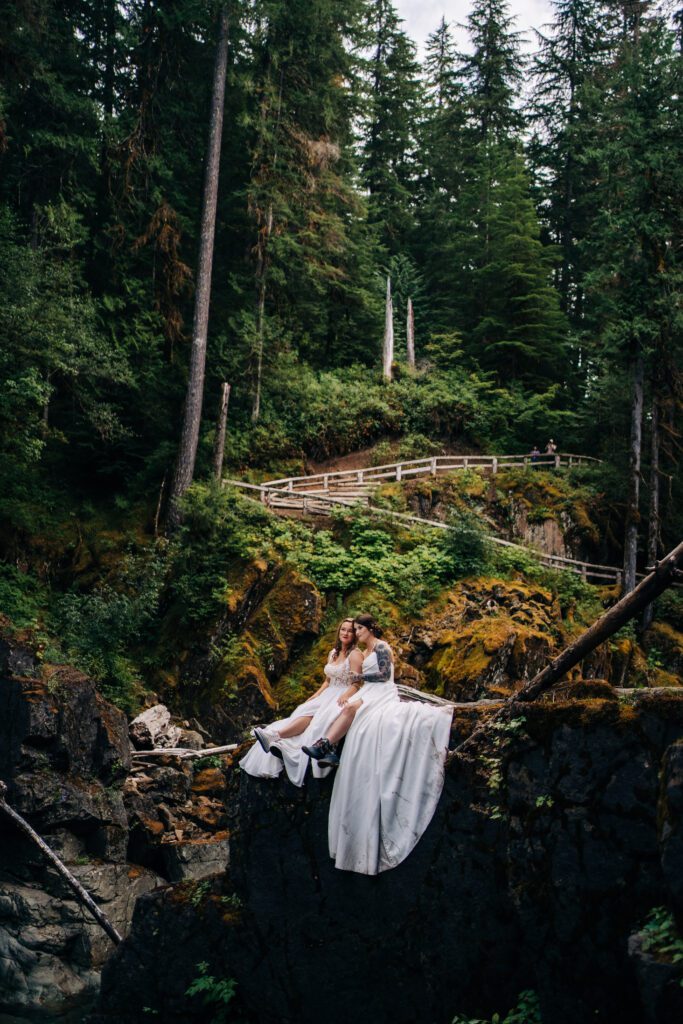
[362,641,392,683]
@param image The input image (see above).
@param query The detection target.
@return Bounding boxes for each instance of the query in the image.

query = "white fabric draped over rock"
[328,651,453,875]
[239,650,350,788]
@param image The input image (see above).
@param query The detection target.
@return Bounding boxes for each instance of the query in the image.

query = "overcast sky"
[394,0,554,56]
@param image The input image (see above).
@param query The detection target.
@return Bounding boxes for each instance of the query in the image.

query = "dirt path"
[305,439,482,476]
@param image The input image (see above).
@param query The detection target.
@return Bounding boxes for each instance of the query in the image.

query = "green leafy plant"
[640,907,683,985]
[186,961,237,1024]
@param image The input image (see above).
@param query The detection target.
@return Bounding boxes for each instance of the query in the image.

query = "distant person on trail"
[530,445,541,469]
[545,439,558,467]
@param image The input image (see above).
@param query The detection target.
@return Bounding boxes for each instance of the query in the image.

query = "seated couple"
[240,614,453,875]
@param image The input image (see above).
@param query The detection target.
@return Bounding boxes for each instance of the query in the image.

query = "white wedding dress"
[239,650,352,788]
[328,650,453,875]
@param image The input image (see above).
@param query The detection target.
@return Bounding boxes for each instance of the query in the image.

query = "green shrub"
[440,507,491,578]
[0,563,48,629]
[50,548,167,711]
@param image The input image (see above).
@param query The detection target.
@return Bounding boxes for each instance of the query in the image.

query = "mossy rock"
[413,577,559,702]
[647,622,683,678]
[547,679,617,702]
[274,587,403,714]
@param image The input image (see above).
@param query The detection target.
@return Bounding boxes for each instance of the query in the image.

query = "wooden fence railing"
[223,478,623,586]
[263,452,600,494]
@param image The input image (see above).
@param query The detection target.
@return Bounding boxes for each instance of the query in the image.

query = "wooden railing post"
[431,457,437,476]
[492,457,498,475]
[396,464,402,481]
[555,454,561,470]
[358,470,364,484]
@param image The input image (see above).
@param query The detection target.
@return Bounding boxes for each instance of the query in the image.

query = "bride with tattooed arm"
[305,613,454,875]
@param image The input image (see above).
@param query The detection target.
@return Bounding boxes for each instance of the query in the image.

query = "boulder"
[129,704,183,750]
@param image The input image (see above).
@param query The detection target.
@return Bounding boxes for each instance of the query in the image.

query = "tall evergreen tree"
[361,0,423,254]
[414,18,467,334]
[457,148,568,384]
[462,0,525,145]
[529,1,617,320]
[581,8,682,588]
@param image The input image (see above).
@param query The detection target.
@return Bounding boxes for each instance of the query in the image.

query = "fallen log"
[452,539,683,761]
[130,743,238,761]
[0,781,123,945]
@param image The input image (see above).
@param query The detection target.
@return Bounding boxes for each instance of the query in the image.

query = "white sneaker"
[254,727,278,754]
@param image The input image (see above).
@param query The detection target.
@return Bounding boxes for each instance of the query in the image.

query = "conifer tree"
[581,8,682,589]
[414,18,467,334]
[361,0,423,254]
[529,1,617,321]
[461,148,568,384]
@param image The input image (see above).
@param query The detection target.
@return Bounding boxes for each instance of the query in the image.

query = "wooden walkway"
[224,452,622,586]
[264,452,600,500]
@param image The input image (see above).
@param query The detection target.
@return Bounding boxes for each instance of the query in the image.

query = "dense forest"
[0,0,682,707]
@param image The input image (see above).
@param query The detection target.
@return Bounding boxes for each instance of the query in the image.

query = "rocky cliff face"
[0,632,234,1021]
[92,692,683,1024]
[0,632,164,1021]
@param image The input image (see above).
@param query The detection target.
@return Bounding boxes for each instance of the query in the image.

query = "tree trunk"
[642,391,661,629]
[453,539,683,762]
[623,344,644,593]
[0,783,122,946]
[383,277,394,380]
[252,204,272,423]
[212,382,231,480]
[251,69,284,423]
[406,297,415,369]
[167,7,229,529]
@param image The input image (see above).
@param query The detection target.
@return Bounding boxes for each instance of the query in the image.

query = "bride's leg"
[325,703,360,744]
[277,716,312,739]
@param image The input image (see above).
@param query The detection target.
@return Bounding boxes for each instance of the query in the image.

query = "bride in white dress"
[239,619,362,788]
[305,614,454,875]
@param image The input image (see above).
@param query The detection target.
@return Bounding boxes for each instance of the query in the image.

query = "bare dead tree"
[383,277,394,380]
[406,297,415,369]
[212,382,231,480]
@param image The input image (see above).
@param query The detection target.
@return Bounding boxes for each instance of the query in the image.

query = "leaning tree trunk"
[167,7,229,529]
[406,297,415,369]
[383,277,394,381]
[623,344,645,594]
[0,783,122,945]
[212,382,231,480]
[642,390,661,629]
[453,538,683,762]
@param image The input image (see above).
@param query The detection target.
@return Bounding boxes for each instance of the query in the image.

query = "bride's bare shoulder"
[348,648,364,668]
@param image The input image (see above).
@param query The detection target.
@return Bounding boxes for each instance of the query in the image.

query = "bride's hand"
[337,696,348,708]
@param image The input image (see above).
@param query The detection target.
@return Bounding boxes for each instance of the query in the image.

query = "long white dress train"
[239,650,351,788]
[328,651,453,875]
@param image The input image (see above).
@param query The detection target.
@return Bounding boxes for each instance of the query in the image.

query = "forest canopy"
[0,0,681,561]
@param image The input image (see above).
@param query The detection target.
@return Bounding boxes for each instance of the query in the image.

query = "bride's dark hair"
[333,618,357,659]
[353,613,383,638]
